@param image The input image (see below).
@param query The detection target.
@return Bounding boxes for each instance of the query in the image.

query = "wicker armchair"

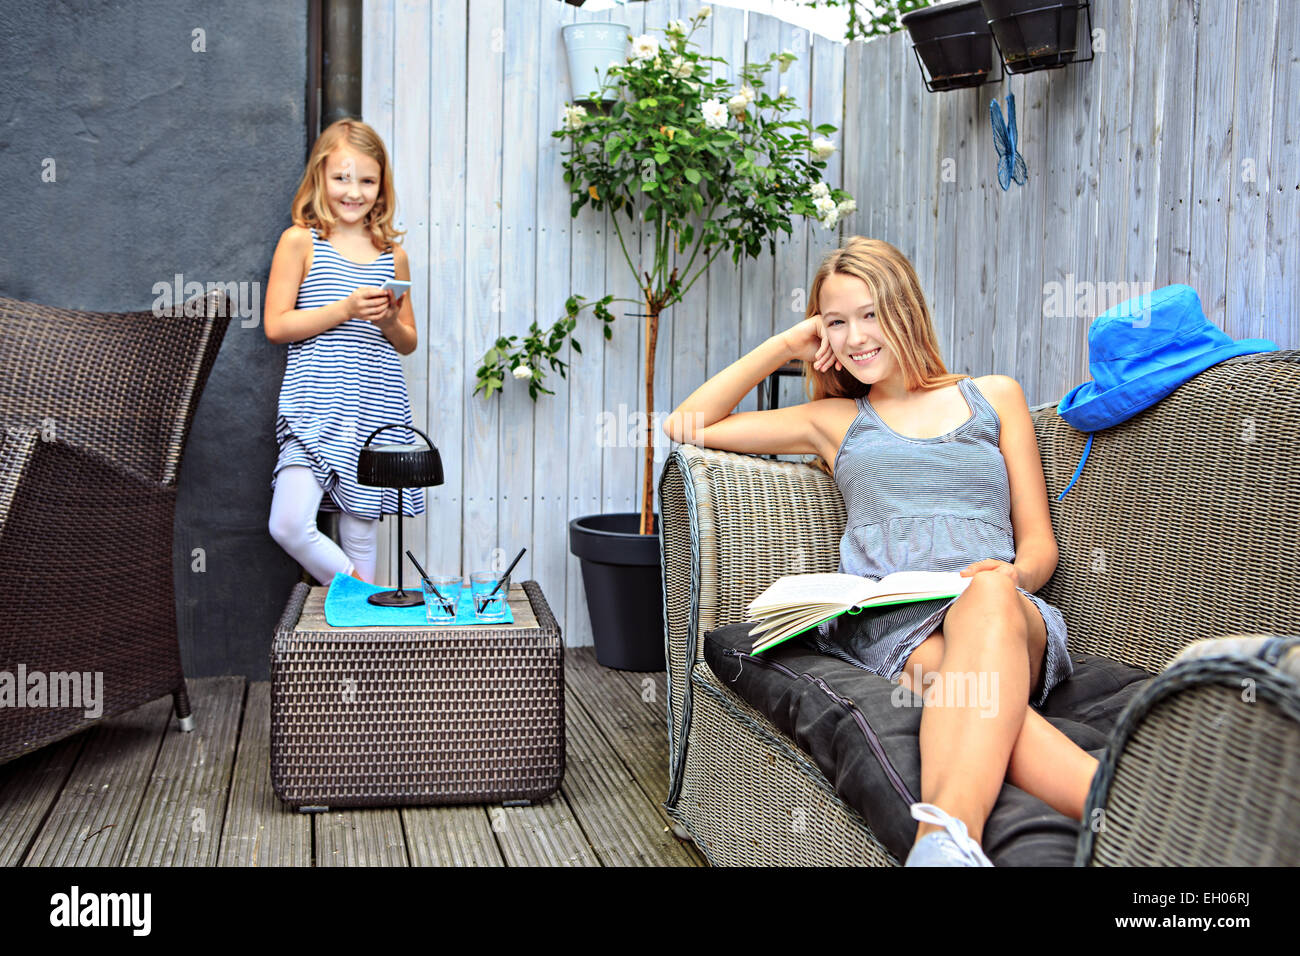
[659,350,1300,866]
[0,291,230,764]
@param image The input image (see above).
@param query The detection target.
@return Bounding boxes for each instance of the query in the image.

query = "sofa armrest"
[1076,633,1300,866]
[658,444,844,781]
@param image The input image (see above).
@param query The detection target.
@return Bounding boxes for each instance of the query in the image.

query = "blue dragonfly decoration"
[989,92,1028,190]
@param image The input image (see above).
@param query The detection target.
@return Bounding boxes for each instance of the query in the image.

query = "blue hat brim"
[1056,339,1278,432]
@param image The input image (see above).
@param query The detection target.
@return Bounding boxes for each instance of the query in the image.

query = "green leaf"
[683,168,701,184]
[642,180,658,191]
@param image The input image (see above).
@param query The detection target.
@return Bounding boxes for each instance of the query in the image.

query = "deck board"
[22,696,173,866]
[218,682,311,867]
[0,649,707,866]
[122,677,244,866]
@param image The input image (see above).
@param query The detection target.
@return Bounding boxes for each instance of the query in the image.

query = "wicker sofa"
[0,291,230,764]
[658,350,1300,866]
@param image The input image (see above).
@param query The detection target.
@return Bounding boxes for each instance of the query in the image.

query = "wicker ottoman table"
[270,579,564,811]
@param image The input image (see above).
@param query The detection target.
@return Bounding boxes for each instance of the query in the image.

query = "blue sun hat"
[1054,284,1278,499]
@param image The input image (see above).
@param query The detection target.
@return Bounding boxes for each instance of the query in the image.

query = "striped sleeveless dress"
[810,376,1072,708]
[270,227,425,519]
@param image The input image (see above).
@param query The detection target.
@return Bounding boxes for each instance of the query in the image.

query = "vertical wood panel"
[532,0,575,631]
[387,0,431,588]
[1188,0,1239,330]
[422,0,467,581]
[735,11,782,414]
[463,0,505,577]
[565,5,618,646]
[704,4,746,383]
[1154,0,1199,292]
[1014,70,1049,403]
[500,0,542,580]
[1225,0,1279,340]
[1266,0,1300,349]
[667,0,711,427]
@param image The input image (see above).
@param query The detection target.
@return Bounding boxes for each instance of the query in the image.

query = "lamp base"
[366,589,424,608]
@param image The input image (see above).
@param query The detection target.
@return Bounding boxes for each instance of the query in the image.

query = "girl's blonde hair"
[291,118,405,251]
[802,236,968,476]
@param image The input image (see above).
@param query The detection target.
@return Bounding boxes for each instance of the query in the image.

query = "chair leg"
[173,682,196,733]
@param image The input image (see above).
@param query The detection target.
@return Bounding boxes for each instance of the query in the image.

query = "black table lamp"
[356,423,444,607]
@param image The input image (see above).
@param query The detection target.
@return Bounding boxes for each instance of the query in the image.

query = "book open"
[745,571,974,655]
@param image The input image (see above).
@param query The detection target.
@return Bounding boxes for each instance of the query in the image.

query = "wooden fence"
[361,0,1296,648]
[362,0,844,647]
[843,0,1298,406]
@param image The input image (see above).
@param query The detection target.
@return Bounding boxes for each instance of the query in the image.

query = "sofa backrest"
[0,291,231,486]
[1031,350,1300,672]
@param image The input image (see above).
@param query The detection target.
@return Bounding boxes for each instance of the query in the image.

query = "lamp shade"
[356,424,444,489]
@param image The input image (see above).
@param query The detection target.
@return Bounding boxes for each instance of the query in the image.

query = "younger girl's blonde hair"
[291,118,405,252]
[803,236,968,476]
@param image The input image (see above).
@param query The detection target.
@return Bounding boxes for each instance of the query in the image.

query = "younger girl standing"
[264,118,424,586]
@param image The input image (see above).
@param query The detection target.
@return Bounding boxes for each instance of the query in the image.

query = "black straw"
[486,547,527,598]
[406,550,450,608]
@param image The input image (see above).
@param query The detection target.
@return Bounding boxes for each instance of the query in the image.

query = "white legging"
[269,465,379,584]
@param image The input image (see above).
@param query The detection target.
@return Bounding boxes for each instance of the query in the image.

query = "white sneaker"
[903,802,995,867]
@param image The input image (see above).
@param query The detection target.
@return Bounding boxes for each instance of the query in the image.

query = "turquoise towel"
[322,573,516,628]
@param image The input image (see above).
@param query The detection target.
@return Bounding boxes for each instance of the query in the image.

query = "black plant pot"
[569,513,665,671]
[901,0,996,92]
[981,0,1084,73]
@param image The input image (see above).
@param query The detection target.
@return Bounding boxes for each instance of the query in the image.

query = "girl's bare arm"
[662,330,826,458]
[263,227,353,344]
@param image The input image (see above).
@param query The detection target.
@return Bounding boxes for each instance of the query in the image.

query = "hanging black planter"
[980,0,1094,74]
[901,0,1000,93]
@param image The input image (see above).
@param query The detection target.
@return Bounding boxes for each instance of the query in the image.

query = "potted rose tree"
[475,8,854,668]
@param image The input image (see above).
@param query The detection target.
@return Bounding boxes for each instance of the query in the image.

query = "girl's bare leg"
[898,577,1099,845]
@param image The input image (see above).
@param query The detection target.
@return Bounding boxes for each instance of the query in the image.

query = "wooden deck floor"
[0,648,706,867]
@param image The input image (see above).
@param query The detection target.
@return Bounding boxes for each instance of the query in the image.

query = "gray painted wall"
[0,1,309,680]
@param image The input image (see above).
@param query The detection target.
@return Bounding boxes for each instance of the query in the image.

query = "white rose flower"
[512,364,533,381]
[668,18,687,34]
[812,137,837,160]
[810,181,830,199]
[820,208,841,230]
[813,195,836,218]
[837,197,857,214]
[699,5,712,19]
[727,92,748,117]
[631,34,659,61]
[562,103,588,131]
[701,98,728,129]
[669,55,692,79]
[740,84,756,104]
[686,79,700,92]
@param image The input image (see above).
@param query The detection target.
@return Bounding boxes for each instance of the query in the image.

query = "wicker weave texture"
[0,293,228,486]
[270,580,565,809]
[1033,352,1300,673]
[1080,635,1300,865]
[0,292,230,764]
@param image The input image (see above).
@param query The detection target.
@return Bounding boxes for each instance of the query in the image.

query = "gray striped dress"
[810,376,1072,708]
[270,227,425,519]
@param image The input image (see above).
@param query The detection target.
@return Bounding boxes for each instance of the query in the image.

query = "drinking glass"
[422,574,461,624]
[470,570,509,622]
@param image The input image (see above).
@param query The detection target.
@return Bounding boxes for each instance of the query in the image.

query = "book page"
[747,573,874,614]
